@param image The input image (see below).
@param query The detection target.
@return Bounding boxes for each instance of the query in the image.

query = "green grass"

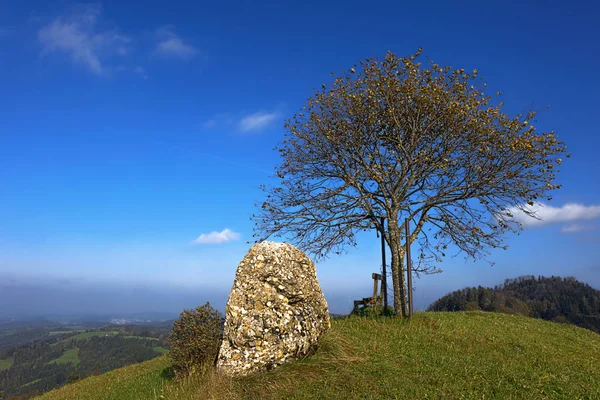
[37,312,600,400]
[52,331,119,346]
[38,355,172,400]
[0,329,18,337]
[68,331,119,340]
[48,347,80,366]
[21,378,42,388]
[122,335,159,341]
[49,330,85,336]
[153,347,169,355]
[0,356,14,371]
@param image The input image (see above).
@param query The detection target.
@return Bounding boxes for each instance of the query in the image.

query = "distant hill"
[0,321,172,400]
[37,312,600,399]
[428,276,600,333]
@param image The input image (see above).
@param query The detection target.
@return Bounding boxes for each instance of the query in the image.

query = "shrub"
[168,302,223,377]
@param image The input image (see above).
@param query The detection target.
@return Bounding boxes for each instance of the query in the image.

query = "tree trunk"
[388,216,408,318]
[398,251,408,317]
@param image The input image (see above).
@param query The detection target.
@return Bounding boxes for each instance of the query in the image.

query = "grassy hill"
[429,276,600,333]
[0,356,13,371]
[37,312,600,400]
[48,347,80,366]
[45,335,161,368]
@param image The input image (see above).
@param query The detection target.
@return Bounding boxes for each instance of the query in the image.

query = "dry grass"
[156,363,236,400]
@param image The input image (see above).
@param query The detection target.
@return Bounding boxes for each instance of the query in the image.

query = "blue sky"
[1,0,599,316]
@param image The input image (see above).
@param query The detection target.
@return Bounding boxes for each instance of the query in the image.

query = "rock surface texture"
[216,241,330,376]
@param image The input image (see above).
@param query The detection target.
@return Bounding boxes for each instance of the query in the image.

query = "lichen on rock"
[216,241,330,376]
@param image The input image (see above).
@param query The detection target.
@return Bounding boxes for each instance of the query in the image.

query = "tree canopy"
[254,49,567,317]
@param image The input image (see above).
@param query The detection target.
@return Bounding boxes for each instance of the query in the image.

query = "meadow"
[38,311,600,400]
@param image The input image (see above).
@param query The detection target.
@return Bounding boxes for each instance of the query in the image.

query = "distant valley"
[0,316,174,399]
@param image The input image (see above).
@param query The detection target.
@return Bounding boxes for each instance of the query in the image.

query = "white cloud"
[155,26,197,59]
[561,224,596,234]
[202,119,218,128]
[193,229,240,245]
[201,111,278,132]
[38,5,130,75]
[133,65,147,79]
[238,112,278,132]
[116,43,130,56]
[506,202,600,227]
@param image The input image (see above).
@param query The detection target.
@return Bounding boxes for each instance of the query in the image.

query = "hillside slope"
[37,312,600,400]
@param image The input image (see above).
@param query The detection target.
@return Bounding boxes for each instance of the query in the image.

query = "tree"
[253,49,567,317]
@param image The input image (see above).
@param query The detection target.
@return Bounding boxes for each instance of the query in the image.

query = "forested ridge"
[428,276,600,333]
[0,324,171,400]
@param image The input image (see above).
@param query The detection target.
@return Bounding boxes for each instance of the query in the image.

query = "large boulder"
[216,241,330,376]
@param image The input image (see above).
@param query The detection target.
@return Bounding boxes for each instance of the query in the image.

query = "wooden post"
[405,218,414,319]
[380,217,388,310]
[372,274,379,299]
[372,273,383,307]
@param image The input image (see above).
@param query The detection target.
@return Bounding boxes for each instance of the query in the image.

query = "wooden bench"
[353,273,383,313]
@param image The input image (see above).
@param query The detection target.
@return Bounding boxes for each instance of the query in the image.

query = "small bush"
[168,302,223,377]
